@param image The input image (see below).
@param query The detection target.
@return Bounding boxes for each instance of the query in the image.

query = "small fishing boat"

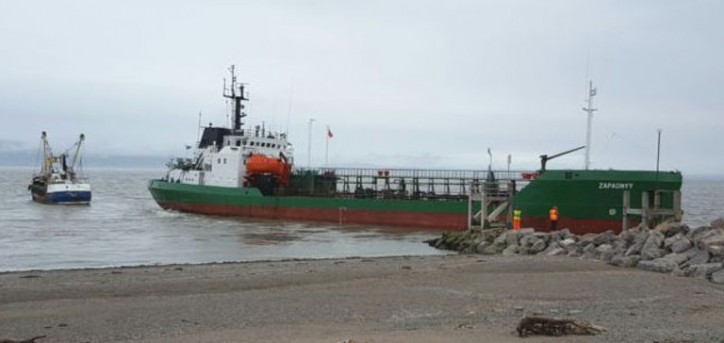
[28,131,91,205]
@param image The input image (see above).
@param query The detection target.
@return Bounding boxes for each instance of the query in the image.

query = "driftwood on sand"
[0,336,46,343]
[516,316,604,337]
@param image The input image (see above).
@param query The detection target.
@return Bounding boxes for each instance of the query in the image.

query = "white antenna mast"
[582,80,598,170]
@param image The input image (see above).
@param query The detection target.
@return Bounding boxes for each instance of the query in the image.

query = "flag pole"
[307,118,315,169]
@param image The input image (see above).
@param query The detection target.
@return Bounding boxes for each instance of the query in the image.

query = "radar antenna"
[223,65,248,131]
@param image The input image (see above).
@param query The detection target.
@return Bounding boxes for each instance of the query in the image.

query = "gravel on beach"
[1,254,724,343]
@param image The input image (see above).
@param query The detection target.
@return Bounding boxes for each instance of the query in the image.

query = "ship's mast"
[41,131,50,175]
[223,65,248,132]
[582,80,598,170]
[69,133,85,175]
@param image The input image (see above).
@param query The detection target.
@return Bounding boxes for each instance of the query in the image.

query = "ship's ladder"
[467,180,516,230]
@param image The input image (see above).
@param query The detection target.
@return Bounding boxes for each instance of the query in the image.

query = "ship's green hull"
[513,170,682,233]
[148,169,682,233]
[149,179,470,230]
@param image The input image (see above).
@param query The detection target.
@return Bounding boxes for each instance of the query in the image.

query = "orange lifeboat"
[245,154,292,186]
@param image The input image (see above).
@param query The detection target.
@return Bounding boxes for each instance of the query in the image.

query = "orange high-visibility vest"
[549,208,558,221]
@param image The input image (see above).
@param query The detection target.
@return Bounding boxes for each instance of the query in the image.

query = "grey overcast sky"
[0,1,722,175]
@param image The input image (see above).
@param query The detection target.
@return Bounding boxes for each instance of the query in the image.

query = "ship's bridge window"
[223,158,227,164]
[217,158,221,164]
[236,140,241,147]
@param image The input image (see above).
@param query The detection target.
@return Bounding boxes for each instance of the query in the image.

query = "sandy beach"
[1,254,723,343]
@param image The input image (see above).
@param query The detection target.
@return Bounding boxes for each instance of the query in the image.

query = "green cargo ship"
[148,67,683,234]
[149,167,682,234]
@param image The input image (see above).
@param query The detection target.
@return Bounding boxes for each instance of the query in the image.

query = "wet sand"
[1,255,723,343]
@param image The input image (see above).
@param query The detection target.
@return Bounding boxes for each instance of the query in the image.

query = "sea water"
[0,167,448,272]
[1,167,722,272]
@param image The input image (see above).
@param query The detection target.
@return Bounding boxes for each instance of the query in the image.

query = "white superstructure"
[163,65,294,189]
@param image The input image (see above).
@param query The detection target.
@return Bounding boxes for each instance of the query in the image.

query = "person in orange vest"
[512,209,522,230]
[549,205,559,230]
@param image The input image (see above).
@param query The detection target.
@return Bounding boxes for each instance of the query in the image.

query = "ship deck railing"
[287,167,533,199]
[302,167,532,181]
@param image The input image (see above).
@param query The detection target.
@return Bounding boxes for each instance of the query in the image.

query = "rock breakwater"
[427,218,724,284]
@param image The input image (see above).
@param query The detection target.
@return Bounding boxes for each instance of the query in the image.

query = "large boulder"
[662,252,689,265]
[712,218,724,230]
[596,244,613,258]
[549,229,572,242]
[669,236,692,254]
[655,222,690,237]
[582,243,597,259]
[578,233,599,246]
[708,245,724,258]
[638,253,689,273]
[540,240,567,256]
[696,229,724,251]
[609,255,641,268]
[513,228,535,241]
[567,247,582,258]
[502,245,519,256]
[506,231,522,247]
[682,247,711,265]
[493,231,509,252]
[689,226,713,242]
[529,238,547,255]
[493,231,508,242]
[620,226,645,245]
[666,233,693,254]
[560,238,577,250]
[476,242,498,255]
[711,269,724,284]
[603,240,628,264]
[638,258,679,273]
[625,241,644,256]
[593,230,617,246]
[641,231,666,260]
[519,233,549,255]
[625,229,651,256]
[690,263,723,280]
